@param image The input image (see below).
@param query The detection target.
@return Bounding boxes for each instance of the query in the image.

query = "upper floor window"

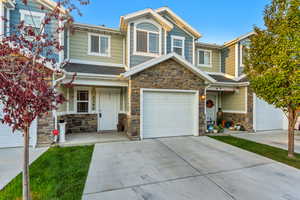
[20,10,45,34]
[198,49,212,67]
[171,36,185,56]
[135,22,160,56]
[240,44,248,67]
[88,33,110,57]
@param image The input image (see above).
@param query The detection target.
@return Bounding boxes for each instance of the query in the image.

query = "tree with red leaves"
[0,0,88,199]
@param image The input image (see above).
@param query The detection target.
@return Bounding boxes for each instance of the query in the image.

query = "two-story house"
[0,1,287,147]
[0,0,64,147]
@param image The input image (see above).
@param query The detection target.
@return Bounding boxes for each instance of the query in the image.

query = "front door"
[98,89,120,131]
[206,93,218,122]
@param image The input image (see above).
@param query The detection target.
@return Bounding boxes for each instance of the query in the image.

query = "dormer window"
[134,21,160,56]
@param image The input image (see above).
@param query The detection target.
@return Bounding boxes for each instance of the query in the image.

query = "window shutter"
[136,30,147,52]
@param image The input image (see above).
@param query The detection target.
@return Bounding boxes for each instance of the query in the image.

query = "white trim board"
[69,59,124,67]
[120,8,173,32]
[122,53,216,83]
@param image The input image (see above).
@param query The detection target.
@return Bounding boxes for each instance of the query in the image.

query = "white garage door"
[0,104,37,148]
[142,89,198,139]
[254,96,284,131]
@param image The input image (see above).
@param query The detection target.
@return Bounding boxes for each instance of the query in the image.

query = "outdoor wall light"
[200,95,206,101]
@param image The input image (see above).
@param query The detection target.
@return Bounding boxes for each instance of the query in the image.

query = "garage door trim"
[140,88,199,139]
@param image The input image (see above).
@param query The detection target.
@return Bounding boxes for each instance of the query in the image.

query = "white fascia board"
[122,53,216,83]
[211,82,249,87]
[62,78,128,87]
[235,74,247,81]
[206,72,235,79]
[155,7,202,38]
[65,72,121,79]
[121,8,173,31]
[69,59,124,67]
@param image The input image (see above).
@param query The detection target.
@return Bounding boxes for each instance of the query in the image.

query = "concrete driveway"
[82,136,300,200]
[232,130,300,153]
[0,147,47,190]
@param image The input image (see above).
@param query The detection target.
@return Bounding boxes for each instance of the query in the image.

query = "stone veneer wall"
[118,113,128,132]
[59,114,98,134]
[37,112,54,146]
[128,59,207,138]
[223,88,254,131]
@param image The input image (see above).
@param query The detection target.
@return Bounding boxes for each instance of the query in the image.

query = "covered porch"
[205,73,252,132]
[56,70,130,143]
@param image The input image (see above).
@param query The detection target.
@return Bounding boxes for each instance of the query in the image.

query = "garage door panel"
[142,90,197,138]
[255,97,284,131]
[0,103,37,148]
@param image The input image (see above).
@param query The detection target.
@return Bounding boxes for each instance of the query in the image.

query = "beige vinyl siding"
[69,30,124,64]
[69,88,75,112]
[224,44,236,76]
[195,47,221,72]
[221,87,247,112]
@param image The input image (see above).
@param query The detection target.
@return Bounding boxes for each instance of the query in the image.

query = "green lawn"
[0,145,94,200]
[209,135,300,169]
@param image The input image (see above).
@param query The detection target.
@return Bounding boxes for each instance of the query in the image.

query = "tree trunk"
[23,124,30,200]
[287,107,297,158]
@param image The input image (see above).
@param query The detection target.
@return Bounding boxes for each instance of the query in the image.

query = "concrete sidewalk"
[82,136,300,200]
[232,130,300,153]
[0,147,47,190]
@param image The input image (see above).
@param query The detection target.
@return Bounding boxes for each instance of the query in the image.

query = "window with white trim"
[198,49,212,67]
[76,90,89,113]
[88,33,110,57]
[240,44,248,67]
[135,22,160,55]
[20,10,45,34]
[171,36,185,56]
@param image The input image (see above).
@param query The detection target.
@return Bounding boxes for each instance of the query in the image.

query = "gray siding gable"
[9,0,59,61]
[161,14,194,64]
[129,19,165,67]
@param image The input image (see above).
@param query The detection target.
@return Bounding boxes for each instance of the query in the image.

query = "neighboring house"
[0,1,287,147]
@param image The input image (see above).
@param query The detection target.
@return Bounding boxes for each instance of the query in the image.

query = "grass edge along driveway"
[0,145,94,200]
[209,135,300,170]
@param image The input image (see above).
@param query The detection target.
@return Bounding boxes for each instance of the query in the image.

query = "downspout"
[203,83,211,133]
[52,69,67,137]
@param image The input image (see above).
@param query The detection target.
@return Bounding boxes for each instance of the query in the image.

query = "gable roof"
[122,53,216,83]
[156,7,202,38]
[224,31,255,47]
[35,0,67,14]
[120,8,173,32]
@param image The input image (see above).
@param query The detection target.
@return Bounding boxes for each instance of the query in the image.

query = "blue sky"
[73,0,271,44]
